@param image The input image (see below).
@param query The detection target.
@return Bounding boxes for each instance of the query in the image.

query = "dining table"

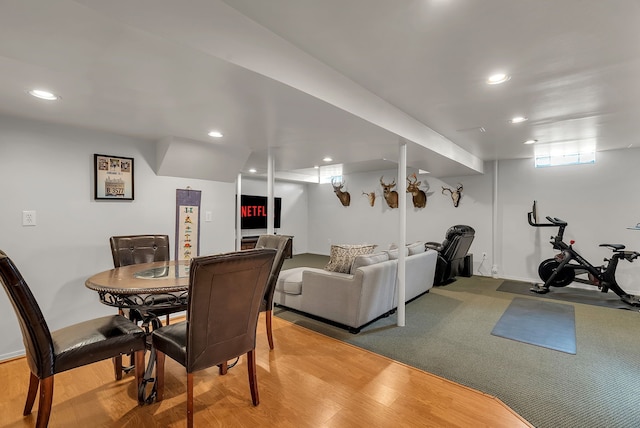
[85,259,191,404]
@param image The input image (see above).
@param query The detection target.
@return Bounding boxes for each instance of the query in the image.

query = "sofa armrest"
[301,260,397,328]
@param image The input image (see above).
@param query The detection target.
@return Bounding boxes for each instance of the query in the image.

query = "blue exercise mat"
[491,297,576,354]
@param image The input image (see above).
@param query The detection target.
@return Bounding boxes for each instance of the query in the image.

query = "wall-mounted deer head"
[331,177,351,206]
[362,191,376,207]
[380,176,398,208]
[406,173,427,208]
[442,183,463,207]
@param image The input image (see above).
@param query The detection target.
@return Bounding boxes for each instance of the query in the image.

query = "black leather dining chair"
[109,235,187,377]
[0,250,146,428]
[254,234,291,349]
[152,249,276,428]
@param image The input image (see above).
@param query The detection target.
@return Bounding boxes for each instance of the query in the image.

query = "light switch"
[205,211,212,222]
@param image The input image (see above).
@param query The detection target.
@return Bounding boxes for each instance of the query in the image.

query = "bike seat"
[599,243,626,250]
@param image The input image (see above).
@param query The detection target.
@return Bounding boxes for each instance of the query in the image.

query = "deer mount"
[362,191,376,207]
[331,177,351,206]
[380,176,399,209]
[442,183,463,207]
[406,173,427,208]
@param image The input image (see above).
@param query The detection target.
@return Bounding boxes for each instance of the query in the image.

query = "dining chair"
[109,235,186,378]
[0,250,146,428]
[254,234,292,349]
[152,248,276,428]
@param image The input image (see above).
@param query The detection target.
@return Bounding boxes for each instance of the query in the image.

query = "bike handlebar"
[527,211,567,227]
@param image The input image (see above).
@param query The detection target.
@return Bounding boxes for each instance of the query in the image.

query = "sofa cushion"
[325,244,377,273]
[386,247,408,260]
[350,252,389,274]
[407,241,426,255]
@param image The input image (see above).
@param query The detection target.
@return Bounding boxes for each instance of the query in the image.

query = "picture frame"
[94,154,134,200]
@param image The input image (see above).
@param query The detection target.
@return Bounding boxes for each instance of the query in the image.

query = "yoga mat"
[491,297,576,354]
[497,280,631,309]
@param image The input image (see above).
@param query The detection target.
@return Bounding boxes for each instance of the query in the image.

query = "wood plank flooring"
[0,314,531,427]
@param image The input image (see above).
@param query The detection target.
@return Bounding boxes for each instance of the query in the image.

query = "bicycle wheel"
[538,258,574,287]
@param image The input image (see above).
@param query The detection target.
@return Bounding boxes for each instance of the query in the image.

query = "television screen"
[240,194,282,229]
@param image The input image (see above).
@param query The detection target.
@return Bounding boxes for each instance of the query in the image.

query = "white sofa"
[274,245,438,333]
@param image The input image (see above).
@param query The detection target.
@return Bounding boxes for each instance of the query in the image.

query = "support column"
[236,172,242,251]
[267,149,275,235]
[397,141,407,327]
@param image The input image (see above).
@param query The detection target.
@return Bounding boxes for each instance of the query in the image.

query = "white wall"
[306,150,640,295]
[0,115,237,360]
[307,167,494,275]
[239,177,309,254]
[499,150,640,292]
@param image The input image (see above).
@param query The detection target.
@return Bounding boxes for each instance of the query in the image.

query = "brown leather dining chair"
[0,250,146,428]
[254,234,292,349]
[152,249,276,428]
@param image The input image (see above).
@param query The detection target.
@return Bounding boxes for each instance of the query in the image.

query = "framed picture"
[94,154,134,200]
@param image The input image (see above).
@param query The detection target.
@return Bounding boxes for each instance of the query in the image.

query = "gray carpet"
[498,279,631,309]
[275,263,640,428]
[491,297,576,354]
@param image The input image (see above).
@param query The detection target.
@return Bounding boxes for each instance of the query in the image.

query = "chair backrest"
[110,235,170,267]
[441,225,475,261]
[255,234,292,311]
[0,250,54,378]
[186,249,276,372]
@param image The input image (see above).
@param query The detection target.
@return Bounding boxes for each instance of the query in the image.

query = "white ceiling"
[1,0,639,180]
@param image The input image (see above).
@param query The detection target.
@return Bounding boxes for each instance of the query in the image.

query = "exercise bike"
[527,201,640,307]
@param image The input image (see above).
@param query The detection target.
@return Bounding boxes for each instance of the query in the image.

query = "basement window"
[535,151,595,168]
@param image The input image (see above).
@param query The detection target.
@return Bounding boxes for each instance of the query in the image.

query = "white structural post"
[236,172,242,251]
[267,149,275,235]
[397,141,407,327]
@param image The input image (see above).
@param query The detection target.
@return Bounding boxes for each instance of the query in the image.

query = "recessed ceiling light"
[524,139,538,145]
[323,157,333,162]
[510,116,528,124]
[248,168,257,173]
[487,73,511,85]
[29,89,59,101]
[207,130,223,138]
[313,165,319,169]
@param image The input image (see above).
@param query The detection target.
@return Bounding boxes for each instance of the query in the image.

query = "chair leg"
[134,350,145,401]
[265,309,274,350]
[35,376,54,428]
[23,372,39,415]
[218,361,228,375]
[187,372,194,428]
[155,351,165,402]
[247,349,259,405]
[113,356,123,381]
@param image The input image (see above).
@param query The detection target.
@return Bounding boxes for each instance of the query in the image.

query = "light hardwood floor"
[0,314,531,427]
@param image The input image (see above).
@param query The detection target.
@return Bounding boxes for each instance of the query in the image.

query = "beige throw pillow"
[325,244,377,273]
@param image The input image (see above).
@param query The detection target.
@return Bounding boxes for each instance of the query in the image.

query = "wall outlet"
[22,210,36,226]
[491,264,498,278]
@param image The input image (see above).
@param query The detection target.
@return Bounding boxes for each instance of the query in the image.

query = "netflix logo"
[241,205,267,217]
[240,195,281,229]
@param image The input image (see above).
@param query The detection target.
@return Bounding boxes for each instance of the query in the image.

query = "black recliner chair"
[426,225,475,285]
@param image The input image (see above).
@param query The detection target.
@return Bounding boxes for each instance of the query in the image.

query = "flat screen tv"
[240,194,282,229]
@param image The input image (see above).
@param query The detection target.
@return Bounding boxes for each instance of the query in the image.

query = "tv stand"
[241,235,293,259]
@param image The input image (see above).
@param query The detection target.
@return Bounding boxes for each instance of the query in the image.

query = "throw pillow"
[325,244,377,273]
